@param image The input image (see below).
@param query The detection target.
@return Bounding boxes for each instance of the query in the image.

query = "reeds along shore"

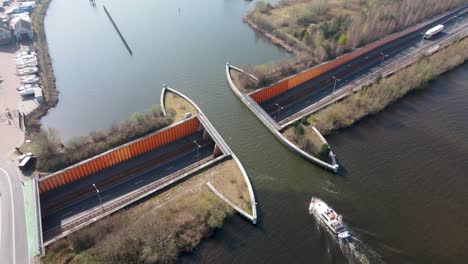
[244,0,466,88]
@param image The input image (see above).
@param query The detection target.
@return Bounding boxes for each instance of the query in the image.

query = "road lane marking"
[101,195,111,200]
[0,167,15,264]
[62,211,74,217]
[134,180,143,185]
[165,166,174,171]
[193,154,201,158]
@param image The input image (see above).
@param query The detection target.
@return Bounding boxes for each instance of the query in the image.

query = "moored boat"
[16,55,37,61]
[17,84,39,91]
[15,51,36,58]
[21,77,40,84]
[309,197,351,240]
[20,74,37,80]
[17,61,38,69]
[17,67,38,76]
[17,87,38,96]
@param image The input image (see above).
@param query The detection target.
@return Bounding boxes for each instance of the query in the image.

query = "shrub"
[319,143,330,159]
[30,105,173,172]
[294,124,305,135]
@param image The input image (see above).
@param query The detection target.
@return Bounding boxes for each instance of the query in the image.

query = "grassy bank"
[310,37,468,135]
[40,159,248,264]
[164,91,197,122]
[28,0,56,132]
[244,0,465,87]
[282,118,330,161]
[21,105,172,172]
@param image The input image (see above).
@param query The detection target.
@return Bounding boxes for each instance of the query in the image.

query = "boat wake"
[313,215,384,264]
[338,236,384,264]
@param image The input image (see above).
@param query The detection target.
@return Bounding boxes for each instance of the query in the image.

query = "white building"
[13,18,33,41]
[0,21,12,44]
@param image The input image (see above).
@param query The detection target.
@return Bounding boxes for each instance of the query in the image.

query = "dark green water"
[43,0,468,263]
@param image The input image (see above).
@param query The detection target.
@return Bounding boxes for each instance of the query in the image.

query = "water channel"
[43,0,468,263]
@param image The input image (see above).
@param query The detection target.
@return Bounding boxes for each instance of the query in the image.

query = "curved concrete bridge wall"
[161,86,258,224]
[226,64,338,172]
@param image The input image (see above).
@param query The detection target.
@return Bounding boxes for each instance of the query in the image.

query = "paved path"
[0,161,29,264]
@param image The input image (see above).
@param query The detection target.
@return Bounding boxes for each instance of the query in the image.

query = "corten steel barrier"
[277,24,468,128]
[38,117,201,193]
[249,6,467,104]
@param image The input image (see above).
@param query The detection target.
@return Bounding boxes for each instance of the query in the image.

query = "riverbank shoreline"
[242,14,299,55]
[28,0,57,132]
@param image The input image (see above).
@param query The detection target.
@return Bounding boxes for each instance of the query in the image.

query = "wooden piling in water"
[103,5,133,55]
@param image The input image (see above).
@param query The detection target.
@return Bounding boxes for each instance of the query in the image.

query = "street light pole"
[92,184,104,211]
[380,52,388,65]
[275,103,283,121]
[332,76,341,94]
[419,32,425,48]
[193,140,201,164]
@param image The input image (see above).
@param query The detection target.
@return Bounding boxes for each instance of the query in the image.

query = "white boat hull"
[309,197,351,240]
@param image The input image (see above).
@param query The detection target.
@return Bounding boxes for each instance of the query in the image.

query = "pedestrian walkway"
[22,178,38,259]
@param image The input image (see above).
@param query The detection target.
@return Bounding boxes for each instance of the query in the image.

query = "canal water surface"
[43,0,468,263]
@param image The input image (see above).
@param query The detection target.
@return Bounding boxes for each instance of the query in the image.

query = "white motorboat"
[20,74,37,80]
[15,51,36,58]
[21,77,40,84]
[309,197,351,240]
[17,87,37,96]
[17,61,38,69]
[17,67,38,75]
[17,84,39,91]
[16,54,37,61]
[16,58,37,64]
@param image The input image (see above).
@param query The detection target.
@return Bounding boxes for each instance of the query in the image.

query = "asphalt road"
[262,10,467,123]
[0,161,29,264]
[41,139,215,233]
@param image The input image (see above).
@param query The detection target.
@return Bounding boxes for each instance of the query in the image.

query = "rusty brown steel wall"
[39,117,201,193]
[249,21,423,104]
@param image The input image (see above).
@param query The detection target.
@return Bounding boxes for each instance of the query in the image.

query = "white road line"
[101,195,110,200]
[133,180,143,185]
[0,168,15,264]
[193,154,200,158]
[62,211,74,217]
[165,166,174,171]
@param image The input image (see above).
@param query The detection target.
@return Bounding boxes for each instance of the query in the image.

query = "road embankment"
[312,37,468,135]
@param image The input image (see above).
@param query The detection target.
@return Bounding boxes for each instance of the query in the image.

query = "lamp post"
[92,184,104,211]
[454,15,461,27]
[419,32,425,48]
[380,52,388,65]
[193,140,201,164]
[275,103,284,121]
[332,76,341,94]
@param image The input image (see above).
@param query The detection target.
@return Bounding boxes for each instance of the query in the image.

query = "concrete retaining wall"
[226,64,338,172]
